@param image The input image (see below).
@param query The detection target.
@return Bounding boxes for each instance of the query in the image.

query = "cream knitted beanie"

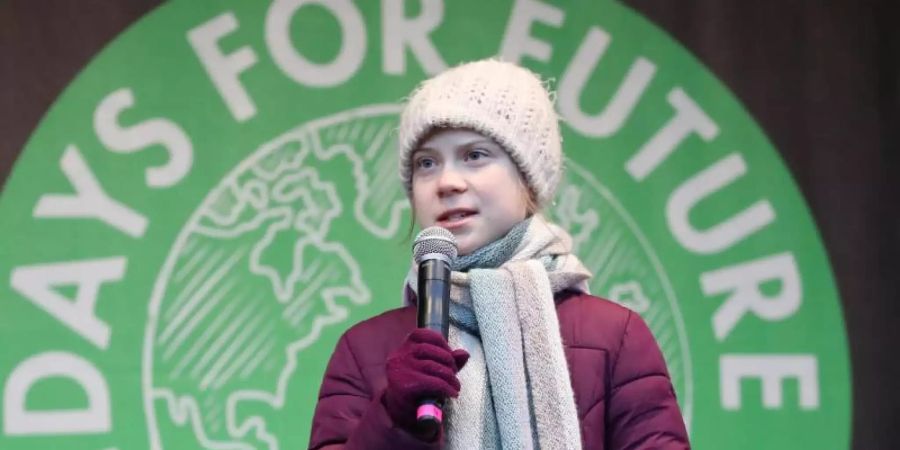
[398,59,562,207]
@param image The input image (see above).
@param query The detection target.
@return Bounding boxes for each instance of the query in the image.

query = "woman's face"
[411,128,530,256]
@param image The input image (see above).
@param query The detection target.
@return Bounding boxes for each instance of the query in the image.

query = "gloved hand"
[382,328,470,433]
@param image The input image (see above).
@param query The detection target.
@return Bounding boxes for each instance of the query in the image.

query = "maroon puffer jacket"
[309,290,690,449]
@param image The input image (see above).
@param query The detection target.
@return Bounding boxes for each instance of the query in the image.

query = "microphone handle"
[416,258,451,433]
[417,259,451,336]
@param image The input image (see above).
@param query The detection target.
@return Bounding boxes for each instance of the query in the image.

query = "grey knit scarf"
[404,215,591,449]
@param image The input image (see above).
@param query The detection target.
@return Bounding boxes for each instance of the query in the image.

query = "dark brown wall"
[0,0,162,185]
[2,1,897,448]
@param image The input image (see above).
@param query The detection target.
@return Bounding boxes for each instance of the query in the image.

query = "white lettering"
[3,352,111,435]
[94,88,193,188]
[266,0,366,87]
[559,27,655,138]
[626,88,718,180]
[703,252,801,340]
[188,11,259,122]
[382,0,446,75]
[498,0,564,63]
[33,146,148,238]
[667,153,776,254]
[721,354,819,410]
[10,257,127,349]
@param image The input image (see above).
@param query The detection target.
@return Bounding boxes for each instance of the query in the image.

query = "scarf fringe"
[404,215,589,449]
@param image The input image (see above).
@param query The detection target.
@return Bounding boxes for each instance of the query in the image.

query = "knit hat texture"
[398,59,562,207]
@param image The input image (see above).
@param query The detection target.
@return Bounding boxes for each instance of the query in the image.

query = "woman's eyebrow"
[462,139,499,148]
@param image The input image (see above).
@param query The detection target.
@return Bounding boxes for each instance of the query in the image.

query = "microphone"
[412,226,458,432]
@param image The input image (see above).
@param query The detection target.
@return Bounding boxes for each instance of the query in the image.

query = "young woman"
[309,59,689,450]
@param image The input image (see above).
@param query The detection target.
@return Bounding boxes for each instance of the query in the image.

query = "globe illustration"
[143,105,691,449]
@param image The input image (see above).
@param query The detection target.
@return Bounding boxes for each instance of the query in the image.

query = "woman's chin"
[455,239,476,257]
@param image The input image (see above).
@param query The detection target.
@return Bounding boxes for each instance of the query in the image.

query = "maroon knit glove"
[382,328,470,432]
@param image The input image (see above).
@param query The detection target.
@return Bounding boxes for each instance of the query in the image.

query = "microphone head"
[413,227,458,265]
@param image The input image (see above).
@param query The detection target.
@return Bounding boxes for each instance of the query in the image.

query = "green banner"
[0,1,850,448]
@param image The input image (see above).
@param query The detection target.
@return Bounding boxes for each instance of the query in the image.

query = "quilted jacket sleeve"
[606,311,690,449]
[308,332,441,450]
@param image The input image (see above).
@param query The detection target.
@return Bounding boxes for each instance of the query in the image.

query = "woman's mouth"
[436,209,478,229]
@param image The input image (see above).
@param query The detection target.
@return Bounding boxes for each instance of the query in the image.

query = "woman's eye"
[415,158,435,170]
[466,150,488,161]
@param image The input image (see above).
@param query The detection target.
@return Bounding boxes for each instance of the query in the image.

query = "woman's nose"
[437,165,467,196]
